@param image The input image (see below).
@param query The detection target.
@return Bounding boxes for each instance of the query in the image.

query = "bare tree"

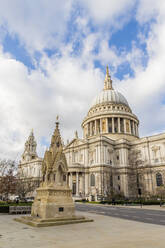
[156,186,165,200]
[0,159,17,200]
[128,149,144,199]
[16,165,41,199]
[16,178,39,199]
[0,159,17,176]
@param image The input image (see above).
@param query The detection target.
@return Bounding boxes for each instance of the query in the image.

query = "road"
[76,203,165,226]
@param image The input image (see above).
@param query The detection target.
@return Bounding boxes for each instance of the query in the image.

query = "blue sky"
[0,0,165,158]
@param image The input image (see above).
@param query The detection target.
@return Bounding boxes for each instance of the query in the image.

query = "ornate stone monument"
[15,118,93,227]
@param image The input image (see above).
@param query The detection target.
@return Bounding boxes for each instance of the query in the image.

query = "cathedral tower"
[21,129,38,162]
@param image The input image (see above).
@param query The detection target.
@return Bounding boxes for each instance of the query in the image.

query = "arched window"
[47,174,50,181]
[90,174,95,186]
[156,173,163,186]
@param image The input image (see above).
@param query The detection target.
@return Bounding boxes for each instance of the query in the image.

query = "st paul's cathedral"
[18,67,165,200]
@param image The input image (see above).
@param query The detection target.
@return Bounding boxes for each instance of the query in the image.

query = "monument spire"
[104,65,113,90]
[50,115,62,150]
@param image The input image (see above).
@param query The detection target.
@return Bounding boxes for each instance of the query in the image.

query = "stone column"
[118,118,121,133]
[135,123,137,136]
[90,122,92,136]
[87,123,89,136]
[112,117,115,133]
[129,120,131,134]
[95,120,97,135]
[70,173,73,191]
[85,173,89,196]
[96,146,98,164]
[82,172,85,197]
[106,118,109,133]
[132,121,135,135]
[124,119,126,133]
[76,172,79,196]
[98,145,101,164]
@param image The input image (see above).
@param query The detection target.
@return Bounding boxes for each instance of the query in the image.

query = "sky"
[0,0,165,160]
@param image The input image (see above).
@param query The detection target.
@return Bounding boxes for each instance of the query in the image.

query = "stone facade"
[19,67,165,200]
[64,67,165,200]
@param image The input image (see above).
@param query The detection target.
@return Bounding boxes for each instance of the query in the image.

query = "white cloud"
[0,46,104,160]
[0,0,73,51]
[0,0,165,161]
[80,0,136,25]
[116,1,165,136]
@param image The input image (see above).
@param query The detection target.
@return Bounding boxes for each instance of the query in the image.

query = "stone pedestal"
[31,186,75,219]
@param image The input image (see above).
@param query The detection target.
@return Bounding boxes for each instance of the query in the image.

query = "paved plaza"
[76,203,165,226]
[0,210,165,248]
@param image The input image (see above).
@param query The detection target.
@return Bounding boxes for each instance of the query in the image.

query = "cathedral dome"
[91,89,129,108]
[82,66,139,141]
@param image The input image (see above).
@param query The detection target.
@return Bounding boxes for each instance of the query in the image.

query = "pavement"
[106,204,165,211]
[76,203,165,226]
[0,210,165,248]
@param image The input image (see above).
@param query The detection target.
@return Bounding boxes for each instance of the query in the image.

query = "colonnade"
[68,172,85,196]
[85,117,138,137]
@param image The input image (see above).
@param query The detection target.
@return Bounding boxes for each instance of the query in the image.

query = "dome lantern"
[104,66,113,90]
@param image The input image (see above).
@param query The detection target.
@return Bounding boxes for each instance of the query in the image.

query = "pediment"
[65,138,86,148]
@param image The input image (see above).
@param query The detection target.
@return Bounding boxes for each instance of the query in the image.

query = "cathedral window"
[118,185,120,191]
[110,175,113,187]
[96,119,100,134]
[116,155,119,160]
[130,120,133,134]
[108,118,112,133]
[114,118,118,133]
[91,121,95,135]
[72,183,76,195]
[118,175,120,180]
[156,173,163,186]
[63,175,66,181]
[120,118,124,133]
[90,174,95,186]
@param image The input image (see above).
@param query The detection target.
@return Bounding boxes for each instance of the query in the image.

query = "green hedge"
[0,202,33,213]
[99,200,165,205]
[0,202,32,206]
[0,205,9,213]
[75,199,89,203]
[76,199,165,205]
